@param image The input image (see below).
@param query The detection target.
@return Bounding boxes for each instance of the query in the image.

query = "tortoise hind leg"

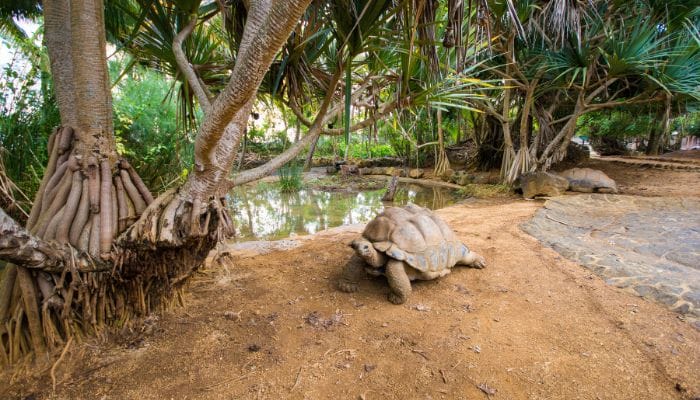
[338,254,366,293]
[386,260,412,304]
[457,245,486,269]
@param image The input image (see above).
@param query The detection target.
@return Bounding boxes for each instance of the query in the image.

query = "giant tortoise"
[338,204,486,304]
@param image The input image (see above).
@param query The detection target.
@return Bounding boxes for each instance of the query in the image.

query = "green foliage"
[0,42,59,199]
[278,161,304,193]
[111,60,194,191]
[674,111,700,137]
[577,110,655,139]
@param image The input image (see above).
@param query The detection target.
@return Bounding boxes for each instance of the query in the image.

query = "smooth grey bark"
[173,16,212,113]
[187,0,312,201]
[43,0,77,127]
[229,65,343,187]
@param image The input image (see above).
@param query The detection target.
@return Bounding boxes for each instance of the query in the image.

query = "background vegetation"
[1,0,699,198]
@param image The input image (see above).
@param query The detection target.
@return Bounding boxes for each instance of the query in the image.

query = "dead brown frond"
[0,147,31,223]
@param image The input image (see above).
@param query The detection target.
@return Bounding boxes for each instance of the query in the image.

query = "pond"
[227,182,462,242]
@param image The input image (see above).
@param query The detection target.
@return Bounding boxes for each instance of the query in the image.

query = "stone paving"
[521,194,700,328]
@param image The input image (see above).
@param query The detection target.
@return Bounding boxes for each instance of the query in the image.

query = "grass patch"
[278,161,304,192]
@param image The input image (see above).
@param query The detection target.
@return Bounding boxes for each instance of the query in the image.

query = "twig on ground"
[290,366,303,391]
[51,337,73,391]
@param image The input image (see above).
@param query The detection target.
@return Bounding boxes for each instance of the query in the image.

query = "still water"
[227,182,461,242]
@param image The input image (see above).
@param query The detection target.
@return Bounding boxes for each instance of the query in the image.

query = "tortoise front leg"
[386,260,412,304]
[338,254,366,293]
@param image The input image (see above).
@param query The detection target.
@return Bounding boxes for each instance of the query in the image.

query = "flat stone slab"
[522,194,700,328]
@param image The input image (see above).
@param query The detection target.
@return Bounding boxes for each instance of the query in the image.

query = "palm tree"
[472,0,700,182]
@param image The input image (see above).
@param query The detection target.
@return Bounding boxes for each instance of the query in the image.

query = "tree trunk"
[433,109,450,176]
[304,134,320,172]
[343,60,352,161]
[500,85,515,181]
[505,83,536,184]
[647,97,670,156]
[1,0,313,365]
[237,128,248,171]
[381,175,399,201]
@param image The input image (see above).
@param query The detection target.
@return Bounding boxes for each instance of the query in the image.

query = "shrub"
[278,161,304,192]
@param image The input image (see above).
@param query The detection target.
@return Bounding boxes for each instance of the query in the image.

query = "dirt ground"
[3,160,700,400]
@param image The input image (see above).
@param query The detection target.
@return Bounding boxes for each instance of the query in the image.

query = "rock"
[519,172,569,199]
[356,157,404,168]
[385,167,405,177]
[247,344,261,352]
[340,164,359,175]
[224,310,241,321]
[359,167,373,175]
[412,303,431,312]
[450,171,471,186]
[441,168,455,182]
[560,168,618,193]
[408,168,424,179]
[477,383,496,395]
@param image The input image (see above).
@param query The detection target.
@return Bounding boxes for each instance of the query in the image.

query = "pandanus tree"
[472,0,700,183]
[0,0,318,364]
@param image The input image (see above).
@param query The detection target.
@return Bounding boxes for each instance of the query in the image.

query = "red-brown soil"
[2,161,699,400]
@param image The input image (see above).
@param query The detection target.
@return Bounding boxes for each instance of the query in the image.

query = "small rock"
[363,364,376,373]
[304,311,344,329]
[412,304,431,312]
[441,169,455,182]
[454,284,470,294]
[408,168,425,179]
[477,383,496,395]
[462,304,475,312]
[224,310,242,321]
[248,344,261,352]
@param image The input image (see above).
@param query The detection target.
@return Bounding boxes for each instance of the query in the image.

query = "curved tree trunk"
[0,0,313,365]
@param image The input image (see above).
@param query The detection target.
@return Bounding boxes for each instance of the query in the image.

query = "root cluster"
[1,126,232,366]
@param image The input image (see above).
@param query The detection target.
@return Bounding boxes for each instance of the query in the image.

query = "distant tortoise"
[560,168,618,193]
[338,204,486,304]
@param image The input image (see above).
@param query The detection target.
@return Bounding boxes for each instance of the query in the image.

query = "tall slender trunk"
[343,59,352,161]
[434,109,450,176]
[500,85,514,180]
[43,0,77,127]
[304,135,320,172]
[506,83,536,183]
[647,97,670,155]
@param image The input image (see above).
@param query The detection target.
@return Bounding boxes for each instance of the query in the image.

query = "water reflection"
[227,183,460,242]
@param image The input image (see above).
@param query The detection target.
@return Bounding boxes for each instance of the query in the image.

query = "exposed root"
[0,125,183,366]
[69,179,90,247]
[1,125,233,366]
[99,160,113,256]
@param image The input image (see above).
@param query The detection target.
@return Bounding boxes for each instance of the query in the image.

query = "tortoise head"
[351,238,387,267]
[351,238,373,257]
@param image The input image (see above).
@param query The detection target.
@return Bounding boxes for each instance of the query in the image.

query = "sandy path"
[7,200,698,400]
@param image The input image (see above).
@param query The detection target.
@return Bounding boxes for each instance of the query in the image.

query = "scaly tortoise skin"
[338,204,486,304]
